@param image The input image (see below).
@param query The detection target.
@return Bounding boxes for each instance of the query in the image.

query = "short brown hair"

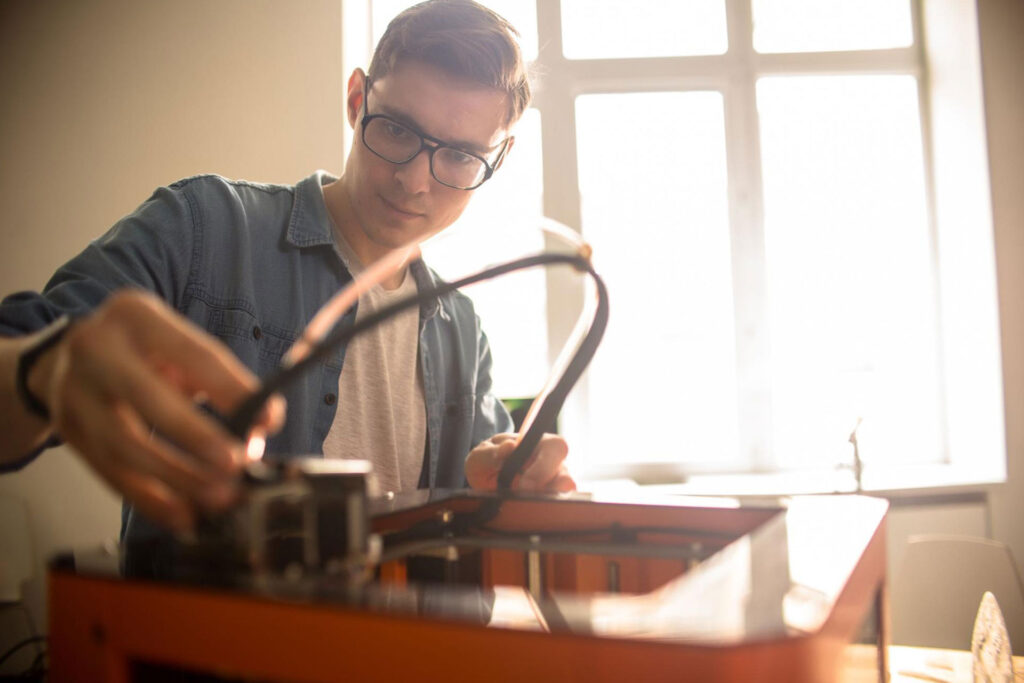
[368,0,531,125]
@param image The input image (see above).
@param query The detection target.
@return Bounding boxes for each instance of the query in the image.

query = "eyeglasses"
[360,79,510,191]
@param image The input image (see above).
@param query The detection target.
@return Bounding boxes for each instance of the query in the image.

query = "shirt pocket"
[205,305,297,375]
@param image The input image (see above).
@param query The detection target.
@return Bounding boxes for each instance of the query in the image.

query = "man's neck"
[321,177,408,290]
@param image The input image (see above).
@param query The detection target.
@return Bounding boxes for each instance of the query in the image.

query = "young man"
[0,0,572,541]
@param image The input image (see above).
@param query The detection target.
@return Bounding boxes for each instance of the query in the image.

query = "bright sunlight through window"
[355,0,1002,490]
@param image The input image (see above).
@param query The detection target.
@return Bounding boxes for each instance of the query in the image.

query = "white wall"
[978,0,1024,575]
[0,0,344,648]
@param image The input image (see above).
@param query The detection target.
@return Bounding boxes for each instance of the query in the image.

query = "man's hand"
[12,290,284,534]
[465,432,576,493]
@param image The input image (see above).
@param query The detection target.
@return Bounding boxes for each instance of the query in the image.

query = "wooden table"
[842,644,1024,682]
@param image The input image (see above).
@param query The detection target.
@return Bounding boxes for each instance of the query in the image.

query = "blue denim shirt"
[0,171,513,541]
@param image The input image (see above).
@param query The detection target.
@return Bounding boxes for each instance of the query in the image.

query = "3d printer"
[48,231,888,682]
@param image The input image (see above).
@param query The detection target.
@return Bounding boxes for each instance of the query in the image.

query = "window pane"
[561,0,727,60]
[422,109,547,399]
[573,92,737,471]
[753,0,914,53]
[371,0,538,62]
[757,75,941,471]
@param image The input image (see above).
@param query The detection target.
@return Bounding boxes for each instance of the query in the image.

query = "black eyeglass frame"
[359,78,511,191]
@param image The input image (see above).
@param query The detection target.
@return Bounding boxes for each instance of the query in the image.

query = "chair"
[891,534,1024,653]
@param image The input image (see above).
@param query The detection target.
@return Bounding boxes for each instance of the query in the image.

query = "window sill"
[581,463,1004,502]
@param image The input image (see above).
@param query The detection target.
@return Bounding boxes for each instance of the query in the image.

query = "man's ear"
[493,136,515,171]
[346,68,367,128]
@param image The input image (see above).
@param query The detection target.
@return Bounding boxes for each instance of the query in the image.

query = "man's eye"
[383,121,413,140]
[446,149,478,166]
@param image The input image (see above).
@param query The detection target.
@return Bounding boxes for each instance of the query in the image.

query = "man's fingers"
[465,436,516,490]
[96,291,262,416]
[466,433,575,493]
[70,422,196,534]
[550,465,577,493]
[70,385,236,512]
[71,329,244,473]
[103,292,286,440]
[258,394,287,435]
[108,467,196,535]
[105,402,238,510]
[517,434,570,491]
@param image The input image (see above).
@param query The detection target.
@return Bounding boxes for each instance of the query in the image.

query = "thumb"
[466,437,518,490]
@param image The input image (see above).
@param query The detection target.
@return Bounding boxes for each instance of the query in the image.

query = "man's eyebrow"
[378,104,499,156]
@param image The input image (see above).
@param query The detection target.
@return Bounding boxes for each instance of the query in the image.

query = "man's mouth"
[380,195,424,218]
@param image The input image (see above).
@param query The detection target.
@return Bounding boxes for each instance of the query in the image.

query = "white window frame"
[342,0,1005,494]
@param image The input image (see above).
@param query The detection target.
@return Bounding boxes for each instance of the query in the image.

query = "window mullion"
[557,55,738,84]
[725,0,773,471]
[754,47,922,75]
[911,0,951,465]
[534,0,586,372]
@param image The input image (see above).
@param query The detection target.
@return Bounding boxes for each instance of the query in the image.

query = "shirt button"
[324,393,337,406]
[252,325,262,340]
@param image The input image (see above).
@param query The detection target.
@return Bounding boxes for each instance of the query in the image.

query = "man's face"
[340,61,512,260]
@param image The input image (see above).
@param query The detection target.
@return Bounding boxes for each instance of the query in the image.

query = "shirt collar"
[286,170,339,248]
[410,260,441,321]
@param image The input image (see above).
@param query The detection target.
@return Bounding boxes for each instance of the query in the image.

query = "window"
[574,90,739,470]
[345,0,1003,491]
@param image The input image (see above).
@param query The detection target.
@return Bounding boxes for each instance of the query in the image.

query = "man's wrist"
[16,316,75,421]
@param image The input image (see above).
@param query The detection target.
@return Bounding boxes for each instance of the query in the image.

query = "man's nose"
[393,148,433,194]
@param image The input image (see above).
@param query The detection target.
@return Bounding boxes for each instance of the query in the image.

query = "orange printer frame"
[49,492,888,682]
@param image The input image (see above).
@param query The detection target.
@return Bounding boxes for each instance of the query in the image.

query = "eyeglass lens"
[363,117,488,189]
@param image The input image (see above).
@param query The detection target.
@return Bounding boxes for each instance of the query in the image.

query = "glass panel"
[757,75,940,471]
[573,92,737,471]
[372,0,538,62]
[422,109,547,399]
[561,0,727,60]
[753,0,914,54]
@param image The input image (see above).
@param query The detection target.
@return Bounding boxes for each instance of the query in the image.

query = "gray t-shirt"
[322,230,427,494]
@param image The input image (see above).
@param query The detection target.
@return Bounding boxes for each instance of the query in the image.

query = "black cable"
[28,650,45,673]
[223,252,608,494]
[496,260,607,490]
[0,636,46,671]
[16,605,41,665]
